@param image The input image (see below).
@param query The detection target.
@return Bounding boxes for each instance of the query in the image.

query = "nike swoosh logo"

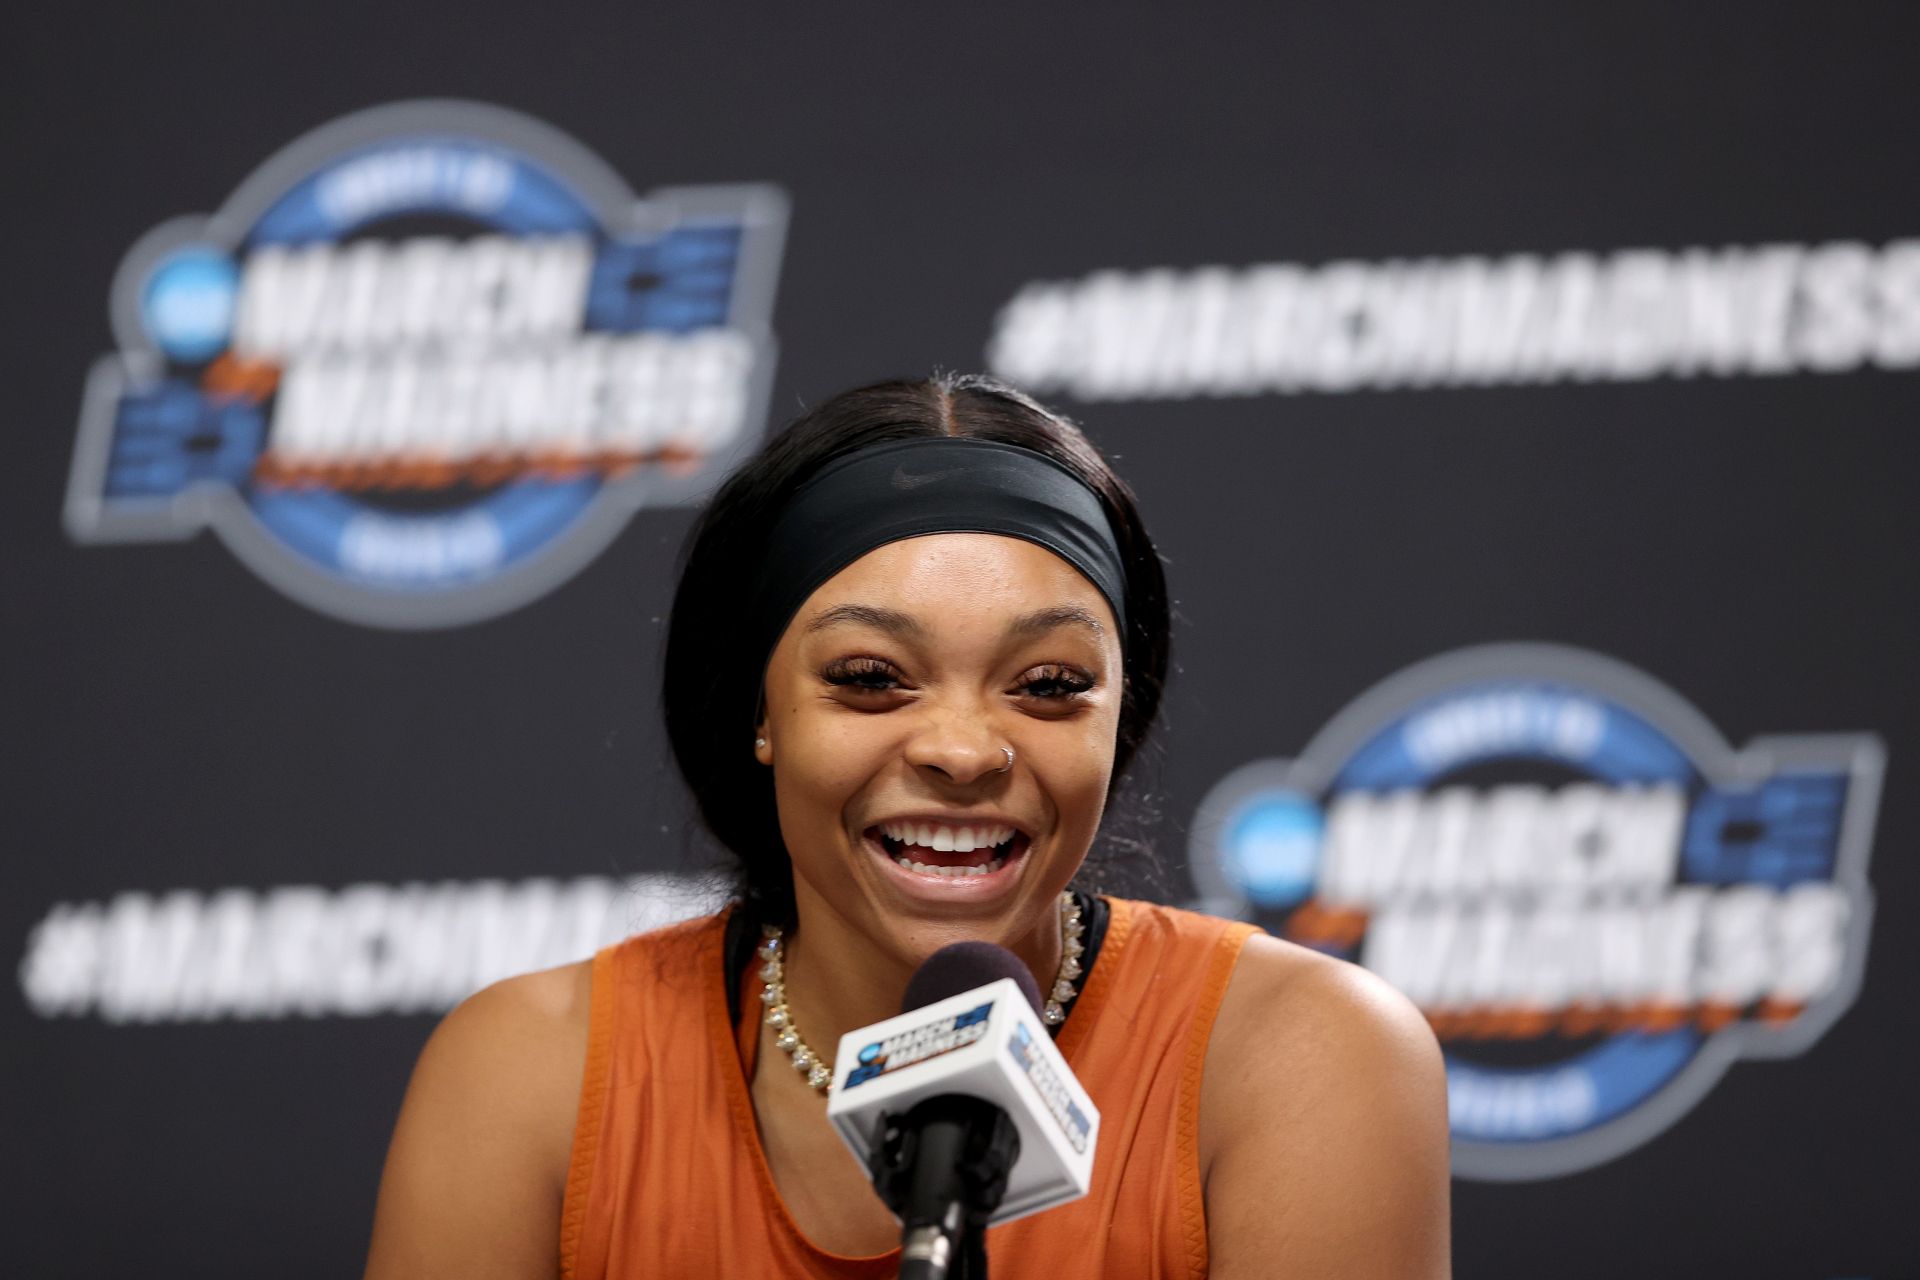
[890,464,968,490]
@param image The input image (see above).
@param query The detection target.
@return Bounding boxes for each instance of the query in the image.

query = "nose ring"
[997,746,1015,773]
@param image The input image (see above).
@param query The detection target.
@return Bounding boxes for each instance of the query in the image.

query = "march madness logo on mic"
[1190,643,1883,1181]
[1008,1023,1092,1153]
[844,1001,995,1089]
[66,100,787,627]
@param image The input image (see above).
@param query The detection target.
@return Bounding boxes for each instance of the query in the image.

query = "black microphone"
[878,945,1039,1280]
[825,940,1100,1279]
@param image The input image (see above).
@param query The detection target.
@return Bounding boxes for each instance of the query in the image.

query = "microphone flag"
[825,966,1099,1224]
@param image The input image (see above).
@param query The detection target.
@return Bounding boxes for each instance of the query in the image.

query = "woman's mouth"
[866,819,1028,881]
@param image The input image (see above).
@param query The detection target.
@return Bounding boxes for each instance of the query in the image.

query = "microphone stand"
[869,1095,1021,1280]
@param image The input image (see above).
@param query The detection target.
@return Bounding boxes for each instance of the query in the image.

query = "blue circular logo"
[1222,792,1322,908]
[141,249,238,362]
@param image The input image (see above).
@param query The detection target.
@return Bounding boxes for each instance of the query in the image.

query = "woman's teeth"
[877,820,1015,852]
[893,854,1008,878]
[874,819,1019,879]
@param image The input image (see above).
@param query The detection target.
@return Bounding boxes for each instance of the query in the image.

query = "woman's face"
[757,533,1124,960]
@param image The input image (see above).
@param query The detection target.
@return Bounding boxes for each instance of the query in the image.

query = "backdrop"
[6,4,1917,1276]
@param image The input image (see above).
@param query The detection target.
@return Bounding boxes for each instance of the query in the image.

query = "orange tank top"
[560,898,1260,1280]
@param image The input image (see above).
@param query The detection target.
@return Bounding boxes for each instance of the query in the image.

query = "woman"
[364,375,1451,1278]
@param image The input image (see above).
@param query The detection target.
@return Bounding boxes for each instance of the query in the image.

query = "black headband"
[747,438,1129,667]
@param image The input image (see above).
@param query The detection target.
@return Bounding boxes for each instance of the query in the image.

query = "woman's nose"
[902,706,1009,785]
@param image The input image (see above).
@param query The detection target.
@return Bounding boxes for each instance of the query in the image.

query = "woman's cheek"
[1043,719,1118,831]
[772,705,880,828]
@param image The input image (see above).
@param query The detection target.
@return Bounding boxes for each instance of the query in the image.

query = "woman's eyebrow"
[805,602,1105,640]
[805,603,925,637]
[1009,605,1107,638]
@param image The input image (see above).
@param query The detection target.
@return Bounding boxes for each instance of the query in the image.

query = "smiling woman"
[363,374,1451,1280]
[758,532,1120,978]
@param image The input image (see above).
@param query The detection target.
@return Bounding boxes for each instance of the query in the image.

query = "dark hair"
[662,373,1172,926]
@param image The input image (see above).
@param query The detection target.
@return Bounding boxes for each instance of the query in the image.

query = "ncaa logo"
[66,100,787,627]
[1190,644,1883,1180]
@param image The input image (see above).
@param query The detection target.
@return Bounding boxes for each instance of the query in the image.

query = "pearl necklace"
[757,890,1087,1093]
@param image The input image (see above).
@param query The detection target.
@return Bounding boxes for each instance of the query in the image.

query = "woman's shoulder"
[1094,898,1435,1072]
[1198,931,1452,1277]
[1205,929,1444,1134]
[420,904,731,1080]
[1215,931,1438,1064]
[362,959,596,1276]
[403,957,597,1161]
[442,957,597,1062]
[1105,896,1432,1052]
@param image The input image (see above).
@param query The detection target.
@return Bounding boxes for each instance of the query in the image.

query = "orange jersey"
[562,898,1260,1279]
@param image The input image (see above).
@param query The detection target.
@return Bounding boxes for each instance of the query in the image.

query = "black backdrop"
[6,4,1918,1276]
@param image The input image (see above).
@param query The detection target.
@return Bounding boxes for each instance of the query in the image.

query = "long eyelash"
[821,656,899,689]
[819,659,1092,699]
[1021,665,1096,699]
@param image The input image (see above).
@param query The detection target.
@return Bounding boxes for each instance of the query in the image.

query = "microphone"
[825,942,1100,1280]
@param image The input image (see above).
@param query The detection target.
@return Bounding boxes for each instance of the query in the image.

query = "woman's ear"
[752,686,773,766]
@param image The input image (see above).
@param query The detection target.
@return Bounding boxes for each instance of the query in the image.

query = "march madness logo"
[66,101,787,627]
[1007,1022,1092,1153]
[1190,644,1883,1181]
[844,1001,994,1089]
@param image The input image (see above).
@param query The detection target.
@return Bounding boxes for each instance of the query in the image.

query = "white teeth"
[880,820,1017,848]
[892,855,1008,878]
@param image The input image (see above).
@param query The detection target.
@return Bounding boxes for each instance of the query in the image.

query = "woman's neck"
[775,889,1065,1059]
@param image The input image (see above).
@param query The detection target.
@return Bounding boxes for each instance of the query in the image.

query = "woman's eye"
[821,657,904,692]
[1015,664,1096,700]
